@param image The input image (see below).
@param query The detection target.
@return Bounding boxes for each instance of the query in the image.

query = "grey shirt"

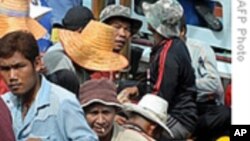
[43,42,90,84]
[186,39,224,104]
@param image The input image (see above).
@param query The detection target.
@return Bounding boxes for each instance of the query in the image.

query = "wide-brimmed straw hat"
[124,94,174,138]
[59,20,128,71]
[142,0,183,38]
[0,0,46,39]
[99,4,142,35]
[79,78,122,109]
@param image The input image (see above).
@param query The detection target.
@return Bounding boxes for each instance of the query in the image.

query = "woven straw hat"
[0,0,46,39]
[59,20,128,71]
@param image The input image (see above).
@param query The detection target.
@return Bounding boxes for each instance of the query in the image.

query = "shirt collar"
[34,75,51,108]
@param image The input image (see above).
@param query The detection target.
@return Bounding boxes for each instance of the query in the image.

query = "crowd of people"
[0,0,230,141]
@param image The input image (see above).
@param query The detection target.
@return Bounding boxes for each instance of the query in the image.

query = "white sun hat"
[123,94,174,138]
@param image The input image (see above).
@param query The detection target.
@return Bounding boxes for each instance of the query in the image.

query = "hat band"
[0,7,29,17]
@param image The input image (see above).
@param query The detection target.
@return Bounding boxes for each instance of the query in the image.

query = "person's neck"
[154,34,165,47]
[99,128,113,141]
[21,75,41,119]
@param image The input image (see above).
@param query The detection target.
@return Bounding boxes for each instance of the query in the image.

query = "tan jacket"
[111,123,156,141]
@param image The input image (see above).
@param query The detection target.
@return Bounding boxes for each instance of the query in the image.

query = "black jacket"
[138,38,197,132]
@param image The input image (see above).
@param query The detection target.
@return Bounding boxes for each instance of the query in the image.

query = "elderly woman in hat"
[79,78,155,141]
[118,0,197,140]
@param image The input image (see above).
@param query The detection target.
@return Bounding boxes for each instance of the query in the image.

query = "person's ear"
[147,124,157,137]
[34,55,43,72]
[180,28,186,41]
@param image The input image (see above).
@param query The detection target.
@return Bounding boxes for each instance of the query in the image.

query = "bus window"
[104,0,115,6]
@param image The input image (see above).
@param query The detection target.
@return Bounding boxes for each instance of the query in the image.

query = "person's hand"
[117,86,139,103]
[115,115,127,125]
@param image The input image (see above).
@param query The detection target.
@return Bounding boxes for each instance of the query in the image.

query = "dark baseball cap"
[62,6,94,31]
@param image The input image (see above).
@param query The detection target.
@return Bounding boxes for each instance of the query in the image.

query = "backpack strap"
[153,39,173,94]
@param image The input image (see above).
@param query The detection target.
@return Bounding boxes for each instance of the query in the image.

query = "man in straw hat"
[99,4,142,53]
[79,78,155,141]
[44,17,128,83]
[118,0,197,140]
[43,5,94,83]
[0,30,98,141]
[123,94,174,140]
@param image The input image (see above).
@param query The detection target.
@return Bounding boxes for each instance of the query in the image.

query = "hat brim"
[142,2,181,38]
[0,15,46,39]
[102,15,142,35]
[82,99,123,109]
[124,103,174,138]
[59,29,129,71]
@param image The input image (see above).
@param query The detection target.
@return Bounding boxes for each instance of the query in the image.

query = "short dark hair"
[0,30,39,63]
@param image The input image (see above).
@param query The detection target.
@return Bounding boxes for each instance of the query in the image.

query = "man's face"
[85,103,116,138]
[147,24,159,46]
[108,18,132,53]
[0,52,40,96]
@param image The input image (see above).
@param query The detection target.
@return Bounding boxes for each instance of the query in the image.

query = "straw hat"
[59,20,128,71]
[0,0,46,39]
[124,94,174,138]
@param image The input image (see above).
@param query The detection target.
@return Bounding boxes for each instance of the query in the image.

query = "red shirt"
[0,98,15,141]
[0,76,8,95]
[225,83,231,107]
[90,71,116,80]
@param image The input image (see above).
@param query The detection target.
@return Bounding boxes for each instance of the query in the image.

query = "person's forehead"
[108,18,131,26]
[85,103,116,111]
[0,52,28,66]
